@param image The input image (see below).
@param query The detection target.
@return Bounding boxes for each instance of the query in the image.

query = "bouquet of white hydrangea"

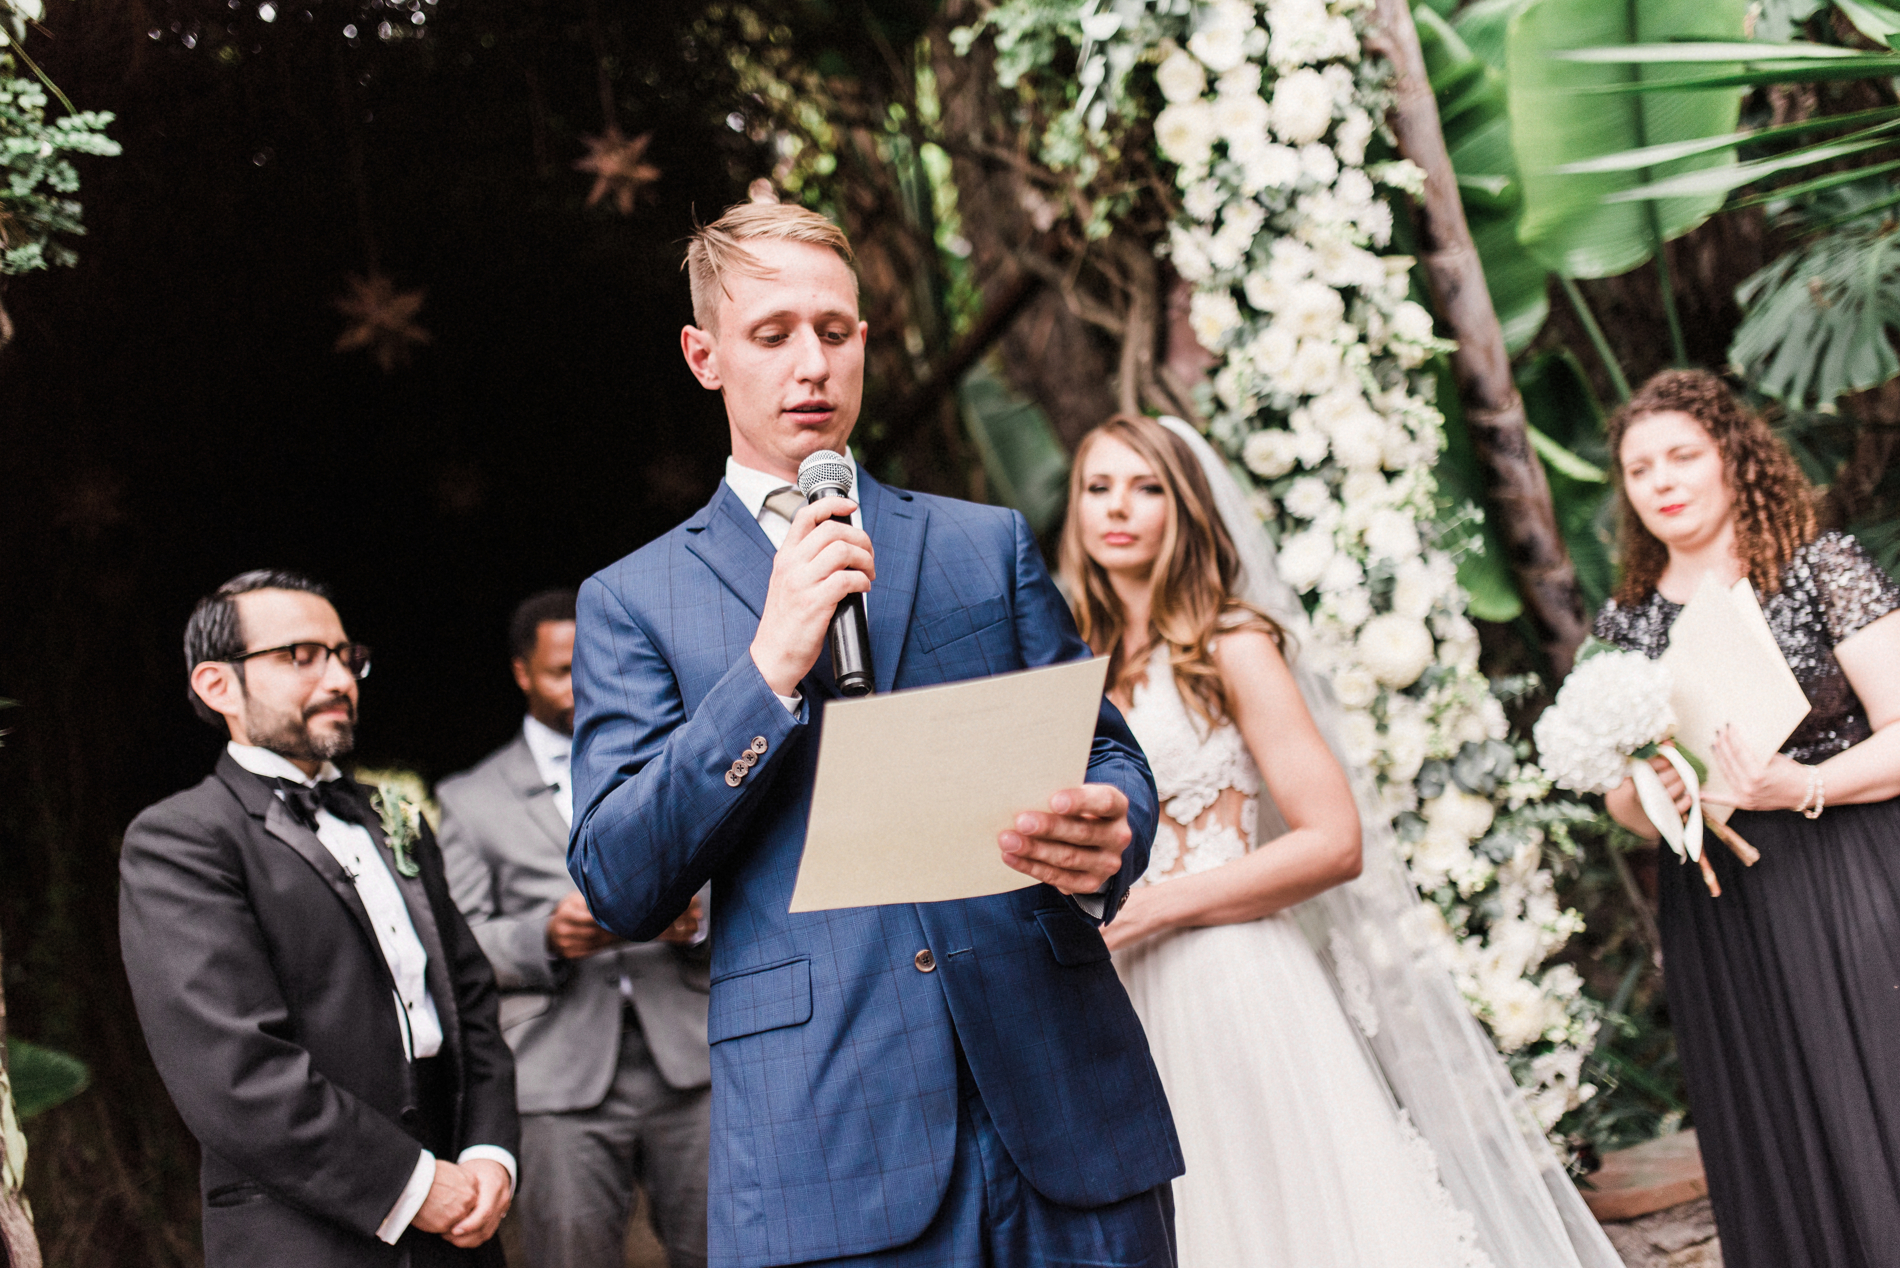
[1532,647,1747,895]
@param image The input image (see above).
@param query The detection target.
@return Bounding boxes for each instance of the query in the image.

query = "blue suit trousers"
[793,1044,1177,1268]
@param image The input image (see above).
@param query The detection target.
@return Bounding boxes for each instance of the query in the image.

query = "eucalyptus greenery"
[0,52,118,277]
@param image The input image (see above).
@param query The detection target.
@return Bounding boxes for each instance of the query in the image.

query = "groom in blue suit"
[569,202,1182,1268]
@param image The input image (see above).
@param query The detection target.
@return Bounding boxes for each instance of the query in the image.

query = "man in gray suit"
[438,589,711,1268]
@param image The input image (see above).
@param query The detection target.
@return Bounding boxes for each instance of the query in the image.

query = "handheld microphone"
[797,450,875,697]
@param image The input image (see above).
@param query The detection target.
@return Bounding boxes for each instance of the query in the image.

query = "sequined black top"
[1593,532,1900,762]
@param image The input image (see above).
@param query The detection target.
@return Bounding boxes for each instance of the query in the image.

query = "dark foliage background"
[0,2,801,1259]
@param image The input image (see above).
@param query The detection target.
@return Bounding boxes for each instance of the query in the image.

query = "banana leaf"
[1416,5,1551,351]
[957,362,1071,538]
[8,1038,90,1119]
[1518,350,1616,608]
[1506,0,1750,279]
[1834,0,1900,47]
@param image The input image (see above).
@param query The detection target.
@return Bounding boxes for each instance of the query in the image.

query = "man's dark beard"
[245,693,358,762]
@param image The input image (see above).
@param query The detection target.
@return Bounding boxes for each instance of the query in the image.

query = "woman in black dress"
[1595,369,1900,1268]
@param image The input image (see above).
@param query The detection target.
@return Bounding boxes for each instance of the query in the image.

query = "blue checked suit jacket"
[570,472,1184,1268]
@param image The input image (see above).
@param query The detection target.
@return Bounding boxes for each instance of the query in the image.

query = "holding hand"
[413,1160,478,1237]
[1607,753,1693,838]
[751,496,875,698]
[999,784,1133,896]
[546,890,620,959]
[1702,725,1809,812]
[656,894,703,946]
[446,1158,512,1248]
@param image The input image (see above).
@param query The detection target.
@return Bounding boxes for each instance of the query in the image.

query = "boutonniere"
[367,782,426,878]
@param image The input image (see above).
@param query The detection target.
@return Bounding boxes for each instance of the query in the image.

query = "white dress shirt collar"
[226,741,342,787]
[723,453,864,550]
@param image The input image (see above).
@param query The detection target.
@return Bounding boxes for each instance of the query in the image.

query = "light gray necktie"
[763,486,806,525]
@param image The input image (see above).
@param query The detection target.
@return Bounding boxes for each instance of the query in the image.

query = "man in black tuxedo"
[120,569,520,1268]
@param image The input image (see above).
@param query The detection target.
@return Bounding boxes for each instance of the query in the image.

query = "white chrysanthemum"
[1335,166,1376,211]
[1282,336,1343,397]
[1168,226,1213,282]
[1333,666,1379,710]
[1154,101,1218,170]
[1364,507,1423,562]
[1213,90,1271,147]
[1283,475,1333,521]
[1358,612,1434,687]
[1247,321,1299,377]
[1212,362,1256,414]
[1531,650,1675,793]
[1280,280,1345,337]
[1155,47,1208,103]
[1299,142,1340,186]
[1235,136,1302,192]
[1486,973,1567,1053]
[1187,0,1254,72]
[1326,585,1373,630]
[1385,711,1431,782]
[1278,527,1335,592]
[1314,237,1387,290]
[1189,289,1245,349]
[1218,62,1262,96]
[1183,180,1224,222]
[1330,414,1386,471]
[1270,67,1335,145]
[1389,558,1437,619]
[1390,299,1436,345]
[1241,428,1301,479]
[1318,550,1363,595]
[1435,611,1482,668]
[1335,108,1375,166]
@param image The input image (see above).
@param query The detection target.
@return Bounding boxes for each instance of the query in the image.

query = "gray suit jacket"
[437,732,710,1114]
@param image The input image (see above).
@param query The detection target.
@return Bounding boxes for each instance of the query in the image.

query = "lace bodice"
[1594,532,1900,762]
[1121,646,1261,885]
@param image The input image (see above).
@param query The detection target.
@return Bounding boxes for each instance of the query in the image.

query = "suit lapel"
[352,787,461,1056]
[497,734,569,854]
[859,472,925,694]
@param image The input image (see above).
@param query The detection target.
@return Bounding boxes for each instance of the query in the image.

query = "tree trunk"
[0,930,46,1268]
[1370,0,1589,679]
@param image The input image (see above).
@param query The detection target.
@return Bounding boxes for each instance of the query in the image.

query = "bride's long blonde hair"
[1059,415,1282,727]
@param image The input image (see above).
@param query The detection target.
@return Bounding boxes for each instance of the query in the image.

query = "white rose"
[1187,1,1254,73]
[1333,666,1379,710]
[1154,101,1218,170]
[1270,68,1335,146]
[1410,827,1470,893]
[1242,269,1286,314]
[1384,711,1431,783]
[1363,507,1423,562]
[1299,142,1340,186]
[1358,612,1434,687]
[1282,475,1332,521]
[1155,48,1208,104]
[1242,428,1302,479]
[1340,468,1392,510]
[1293,426,1331,467]
[1277,527,1335,592]
[1189,290,1244,349]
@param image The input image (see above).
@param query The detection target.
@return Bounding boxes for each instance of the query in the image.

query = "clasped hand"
[1700,724,1809,812]
[413,1157,511,1247]
[751,496,874,698]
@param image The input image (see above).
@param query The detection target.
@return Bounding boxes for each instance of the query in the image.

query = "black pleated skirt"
[1658,797,1900,1268]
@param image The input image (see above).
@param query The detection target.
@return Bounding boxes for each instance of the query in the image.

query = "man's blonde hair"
[684,202,857,331]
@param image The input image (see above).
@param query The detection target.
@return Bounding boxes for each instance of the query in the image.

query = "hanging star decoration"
[334,271,432,373]
[574,127,661,215]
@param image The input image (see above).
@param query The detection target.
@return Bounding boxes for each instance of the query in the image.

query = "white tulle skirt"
[1116,913,1492,1268]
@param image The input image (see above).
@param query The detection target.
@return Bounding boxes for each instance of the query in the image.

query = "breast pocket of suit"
[912,595,1012,675]
[708,956,812,1043]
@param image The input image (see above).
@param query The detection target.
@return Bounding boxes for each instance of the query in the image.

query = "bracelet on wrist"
[1804,766,1826,820]
[1795,764,1818,815]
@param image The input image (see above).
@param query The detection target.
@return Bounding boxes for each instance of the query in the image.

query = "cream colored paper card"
[1660,575,1811,823]
[789,656,1112,912]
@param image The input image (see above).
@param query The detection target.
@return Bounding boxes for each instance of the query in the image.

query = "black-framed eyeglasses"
[228,642,373,680]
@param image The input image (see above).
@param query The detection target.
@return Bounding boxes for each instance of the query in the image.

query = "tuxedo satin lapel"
[860,473,925,694]
[255,795,392,979]
[684,484,776,620]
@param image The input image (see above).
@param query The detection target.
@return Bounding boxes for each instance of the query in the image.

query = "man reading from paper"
[568,202,1182,1268]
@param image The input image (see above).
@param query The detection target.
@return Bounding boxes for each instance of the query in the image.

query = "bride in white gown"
[1058,415,1624,1268]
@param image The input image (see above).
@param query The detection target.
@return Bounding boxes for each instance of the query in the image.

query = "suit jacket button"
[724,769,743,788]
[913,949,936,973]
[739,752,758,769]
[750,736,769,755]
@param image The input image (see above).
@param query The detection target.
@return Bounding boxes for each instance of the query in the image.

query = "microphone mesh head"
[797,450,854,499]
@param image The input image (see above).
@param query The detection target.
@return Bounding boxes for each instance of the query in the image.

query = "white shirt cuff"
[775,691,802,715]
[457,1146,518,1194]
[1074,894,1108,919]
[377,1150,436,1244]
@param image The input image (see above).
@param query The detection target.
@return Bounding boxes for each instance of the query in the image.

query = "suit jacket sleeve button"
[724,769,743,788]
[750,736,769,755]
[913,949,936,973]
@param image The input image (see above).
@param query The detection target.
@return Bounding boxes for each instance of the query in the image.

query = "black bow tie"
[276,777,379,834]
